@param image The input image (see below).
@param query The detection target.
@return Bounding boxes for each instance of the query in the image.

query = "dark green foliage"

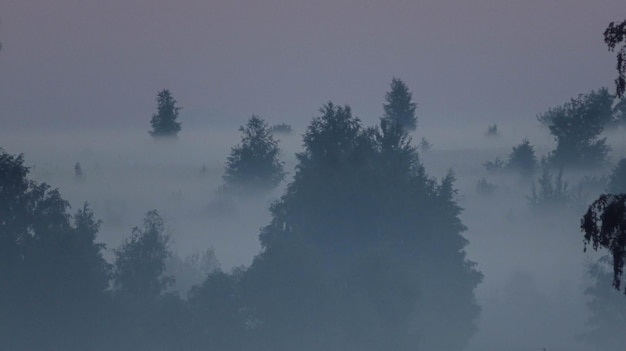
[506,139,537,177]
[382,78,418,131]
[608,158,626,194]
[582,194,626,292]
[188,270,247,351]
[0,149,111,351]
[114,210,173,299]
[605,20,626,98]
[269,122,293,134]
[149,89,182,138]
[528,167,570,210]
[240,102,481,351]
[538,89,611,168]
[223,115,285,194]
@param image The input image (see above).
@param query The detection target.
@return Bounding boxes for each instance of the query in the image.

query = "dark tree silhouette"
[0,149,111,351]
[149,89,182,138]
[605,20,626,98]
[223,115,285,194]
[582,194,626,293]
[238,102,481,351]
[383,78,418,131]
[538,89,611,168]
[113,210,173,299]
[506,138,537,177]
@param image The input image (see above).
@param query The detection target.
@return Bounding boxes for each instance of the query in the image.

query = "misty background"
[2,1,626,351]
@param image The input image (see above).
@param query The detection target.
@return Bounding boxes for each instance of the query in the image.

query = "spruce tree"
[382,78,418,131]
[149,89,182,138]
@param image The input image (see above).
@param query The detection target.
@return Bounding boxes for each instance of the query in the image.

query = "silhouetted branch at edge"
[582,194,626,293]
[605,20,626,98]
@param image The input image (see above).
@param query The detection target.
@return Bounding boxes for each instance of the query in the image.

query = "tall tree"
[538,89,611,169]
[0,149,111,351]
[113,210,173,299]
[605,20,626,98]
[223,115,285,194]
[149,89,182,138]
[240,102,481,351]
[382,78,418,131]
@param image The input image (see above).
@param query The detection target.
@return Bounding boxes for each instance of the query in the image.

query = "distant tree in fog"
[528,167,571,210]
[605,20,626,98]
[538,89,611,169]
[506,139,537,178]
[382,77,418,131]
[149,89,182,138]
[582,194,626,293]
[0,149,111,350]
[113,210,173,299]
[223,115,285,194]
[607,158,626,194]
[236,102,482,351]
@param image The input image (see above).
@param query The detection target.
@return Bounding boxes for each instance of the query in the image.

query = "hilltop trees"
[223,115,285,194]
[149,89,182,138]
[113,210,173,299]
[239,102,482,351]
[538,89,611,169]
[0,149,111,351]
[383,78,418,131]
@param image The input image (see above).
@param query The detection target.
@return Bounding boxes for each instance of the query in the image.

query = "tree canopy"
[605,20,626,98]
[240,102,482,351]
[0,149,111,351]
[582,194,626,293]
[538,89,611,168]
[223,115,285,194]
[382,78,418,131]
[149,89,182,138]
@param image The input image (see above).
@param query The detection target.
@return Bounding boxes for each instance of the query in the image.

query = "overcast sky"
[1,0,625,130]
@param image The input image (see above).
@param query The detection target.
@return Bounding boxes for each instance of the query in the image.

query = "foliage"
[485,123,499,137]
[113,210,173,299]
[538,89,611,168]
[223,115,285,194]
[382,78,418,131]
[506,139,537,177]
[269,122,293,134]
[0,149,111,350]
[238,102,482,351]
[149,89,182,138]
[605,20,626,98]
[582,194,626,292]
[607,158,626,194]
[528,167,571,210]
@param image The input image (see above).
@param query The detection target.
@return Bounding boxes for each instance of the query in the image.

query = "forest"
[2,14,626,351]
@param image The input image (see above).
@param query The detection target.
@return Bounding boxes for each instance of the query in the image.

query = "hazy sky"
[1,0,625,130]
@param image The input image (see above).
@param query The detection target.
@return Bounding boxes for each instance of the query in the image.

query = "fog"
[1,112,625,350]
[3,0,626,349]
